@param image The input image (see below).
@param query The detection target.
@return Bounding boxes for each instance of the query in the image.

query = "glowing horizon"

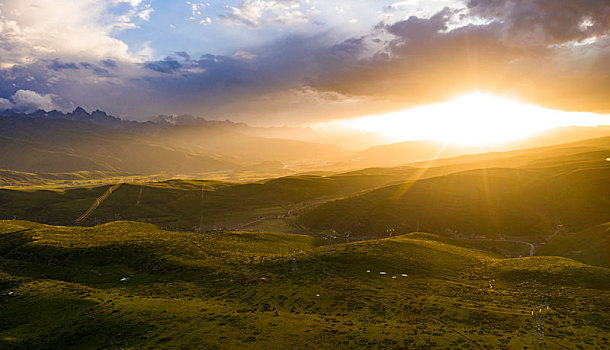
[315,93,610,146]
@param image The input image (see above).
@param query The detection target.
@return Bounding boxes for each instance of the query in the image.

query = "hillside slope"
[536,223,610,268]
[352,127,610,168]
[0,172,408,229]
[299,148,610,239]
[1,221,608,349]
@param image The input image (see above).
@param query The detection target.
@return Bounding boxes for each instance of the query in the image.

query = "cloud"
[101,59,118,68]
[138,8,154,21]
[220,0,308,28]
[11,89,56,112]
[466,0,610,45]
[233,50,257,60]
[0,97,12,110]
[175,52,191,61]
[385,8,453,41]
[0,0,154,68]
[282,1,608,113]
[144,58,183,74]
[80,62,113,76]
[118,0,144,6]
[0,1,608,123]
[49,59,79,71]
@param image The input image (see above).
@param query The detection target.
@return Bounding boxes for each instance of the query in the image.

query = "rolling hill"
[3,136,610,236]
[0,220,608,349]
[536,223,610,268]
[0,171,409,230]
[1,131,608,349]
[350,126,610,168]
[298,140,610,240]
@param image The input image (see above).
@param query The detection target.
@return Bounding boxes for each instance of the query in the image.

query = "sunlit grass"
[1,220,608,349]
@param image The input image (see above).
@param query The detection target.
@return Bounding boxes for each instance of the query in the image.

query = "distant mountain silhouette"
[1,107,128,129]
[2,108,609,175]
[0,109,349,174]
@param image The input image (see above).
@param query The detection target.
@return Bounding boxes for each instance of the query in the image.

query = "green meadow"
[1,221,608,349]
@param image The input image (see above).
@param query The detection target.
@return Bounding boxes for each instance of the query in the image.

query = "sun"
[323,93,610,146]
[415,93,551,145]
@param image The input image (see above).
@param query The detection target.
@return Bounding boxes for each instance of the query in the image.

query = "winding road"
[75,183,122,223]
[459,237,535,256]
[456,227,562,257]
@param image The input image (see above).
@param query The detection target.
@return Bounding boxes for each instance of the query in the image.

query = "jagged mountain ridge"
[0,107,128,128]
[0,108,350,175]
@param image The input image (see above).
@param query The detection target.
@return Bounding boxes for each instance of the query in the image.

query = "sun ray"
[389,142,449,201]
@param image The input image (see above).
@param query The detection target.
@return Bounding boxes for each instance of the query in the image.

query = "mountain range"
[1,107,610,181]
[0,108,349,176]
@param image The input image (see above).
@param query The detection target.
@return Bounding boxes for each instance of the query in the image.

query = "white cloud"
[220,0,308,28]
[0,0,154,67]
[186,1,211,22]
[0,97,12,110]
[11,89,56,112]
[138,8,155,21]
[135,41,155,61]
[118,0,144,6]
[234,50,256,59]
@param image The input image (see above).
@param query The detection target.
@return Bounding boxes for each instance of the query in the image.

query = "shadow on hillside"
[494,259,610,290]
[0,241,217,289]
[0,295,153,350]
[0,230,33,256]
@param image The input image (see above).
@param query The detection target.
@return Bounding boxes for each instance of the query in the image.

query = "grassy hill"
[298,146,610,240]
[351,127,610,169]
[0,170,137,188]
[405,136,610,171]
[0,172,411,230]
[536,223,610,268]
[3,135,610,237]
[0,220,608,349]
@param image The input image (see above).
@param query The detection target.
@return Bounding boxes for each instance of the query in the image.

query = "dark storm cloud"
[467,0,610,44]
[100,59,118,68]
[330,37,366,56]
[215,0,610,113]
[0,63,55,97]
[48,59,79,71]
[175,51,191,60]
[310,2,610,111]
[92,67,111,76]
[132,39,326,108]
[309,14,519,102]
[144,58,183,74]
[0,38,324,119]
[80,62,112,76]
[385,8,452,42]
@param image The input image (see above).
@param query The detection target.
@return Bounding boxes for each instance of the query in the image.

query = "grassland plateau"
[0,136,609,349]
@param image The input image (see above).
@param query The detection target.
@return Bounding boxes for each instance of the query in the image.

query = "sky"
[0,0,608,126]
